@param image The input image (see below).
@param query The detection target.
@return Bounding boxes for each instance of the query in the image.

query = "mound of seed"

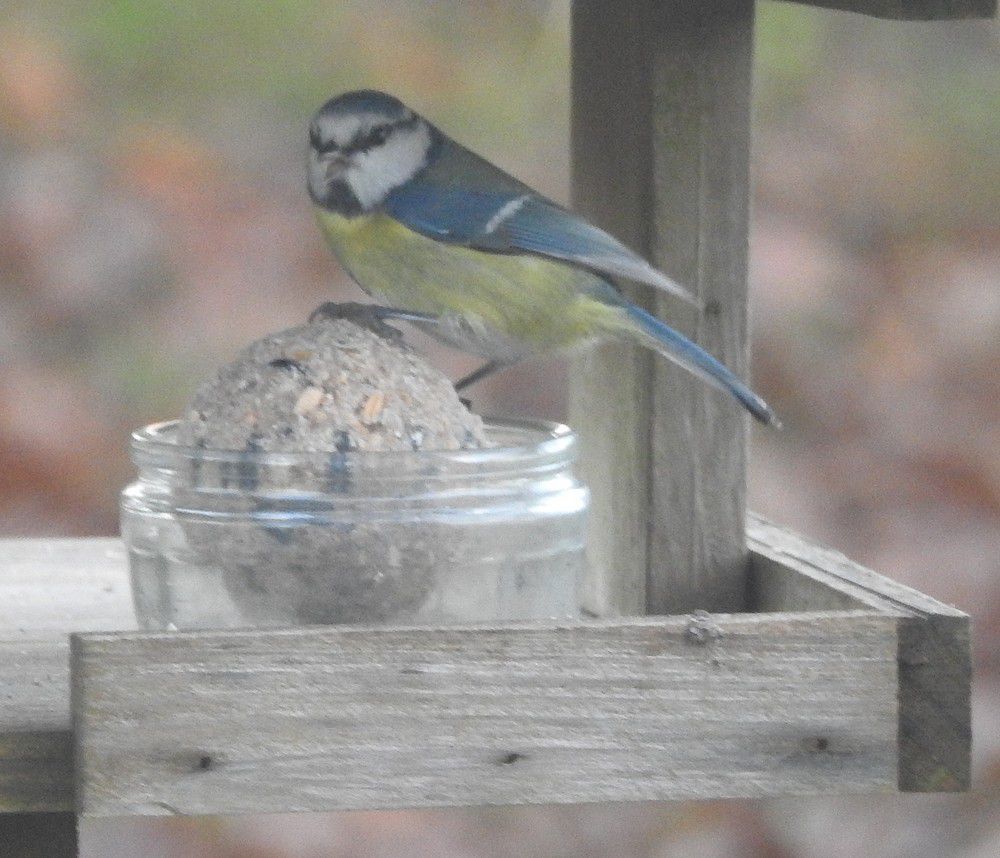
[177,318,488,453]
[170,316,489,626]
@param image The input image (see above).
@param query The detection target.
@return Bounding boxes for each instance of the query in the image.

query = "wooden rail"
[0,516,970,819]
[72,611,899,816]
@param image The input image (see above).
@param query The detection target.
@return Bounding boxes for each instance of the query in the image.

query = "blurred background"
[1,1,997,855]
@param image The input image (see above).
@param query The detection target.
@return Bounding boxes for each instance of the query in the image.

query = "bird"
[306,89,777,426]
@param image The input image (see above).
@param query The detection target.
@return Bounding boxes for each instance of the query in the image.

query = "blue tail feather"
[625,304,779,427]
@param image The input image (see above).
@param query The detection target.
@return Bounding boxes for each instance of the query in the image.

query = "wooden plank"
[647,0,755,615]
[896,611,970,791]
[72,612,899,817]
[784,0,996,19]
[0,812,77,857]
[570,0,756,617]
[0,526,966,816]
[0,731,74,816]
[747,514,971,791]
[0,538,135,813]
[747,514,967,617]
[569,0,654,618]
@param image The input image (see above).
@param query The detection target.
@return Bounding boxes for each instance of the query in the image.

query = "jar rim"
[131,418,576,475]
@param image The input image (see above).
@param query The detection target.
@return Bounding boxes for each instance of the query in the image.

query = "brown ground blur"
[1,2,998,856]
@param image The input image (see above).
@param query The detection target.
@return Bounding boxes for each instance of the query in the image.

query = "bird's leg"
[308,301,438,342]
[454,360,506,392]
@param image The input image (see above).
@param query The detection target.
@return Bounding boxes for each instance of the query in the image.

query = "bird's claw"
[309,301,411,342]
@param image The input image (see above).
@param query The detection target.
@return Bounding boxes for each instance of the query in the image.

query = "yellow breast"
[314,207,623,353]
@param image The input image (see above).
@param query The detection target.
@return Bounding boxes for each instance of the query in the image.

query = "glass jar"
[121,419,588,630]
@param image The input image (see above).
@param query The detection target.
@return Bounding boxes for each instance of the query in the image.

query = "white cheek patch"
[345,122,432,210]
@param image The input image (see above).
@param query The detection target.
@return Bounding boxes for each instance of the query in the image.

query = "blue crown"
[317,90,408,119]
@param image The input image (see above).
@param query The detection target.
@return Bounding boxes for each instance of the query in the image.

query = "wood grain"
[73,612,899,817]
[570,0,757,617]
[570,0,655,618]
[747,514,966,617]
[747,514,971,790]
[4,519,969,817]
[782,0,996,19]
[0,538,134,813]
[647,0,755,615]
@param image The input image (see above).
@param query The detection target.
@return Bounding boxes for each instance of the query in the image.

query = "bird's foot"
[309,302,437,342]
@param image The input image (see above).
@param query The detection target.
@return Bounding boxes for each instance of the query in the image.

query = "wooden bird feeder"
[1,1,993,854]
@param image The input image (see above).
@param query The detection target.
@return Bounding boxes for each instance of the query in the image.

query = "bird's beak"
[324,153,350,180]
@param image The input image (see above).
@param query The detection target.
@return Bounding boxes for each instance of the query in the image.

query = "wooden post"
[571,0,755,616]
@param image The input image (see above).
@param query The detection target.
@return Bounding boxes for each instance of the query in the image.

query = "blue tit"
[307,90,777,425]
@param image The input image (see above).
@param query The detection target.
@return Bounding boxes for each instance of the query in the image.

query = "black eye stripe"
[312,115,418,155]
[311,128,340,154]
[345,124,391,154]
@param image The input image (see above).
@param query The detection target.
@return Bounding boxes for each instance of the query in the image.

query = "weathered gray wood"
[570,0,654,618]
[748,514,967,617]
[1,521,968,817]
[896,610,970,791]
[647,0,755,615]
[0,812,77,857]
[748,514,971,791]
[0,729,75,815]
[570,0,755,618]
[72,611,900,817]
[785,0,996,19]
[0,538,134,813]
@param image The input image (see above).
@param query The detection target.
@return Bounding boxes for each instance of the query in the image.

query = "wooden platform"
[0,515,969,818]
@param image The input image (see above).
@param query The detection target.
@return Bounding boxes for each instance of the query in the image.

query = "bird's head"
[307,90,434,215]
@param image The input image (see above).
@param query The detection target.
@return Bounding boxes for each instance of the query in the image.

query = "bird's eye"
[366,125,390,148]
[311,127,340,154]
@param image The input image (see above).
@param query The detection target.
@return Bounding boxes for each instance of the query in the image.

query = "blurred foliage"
[755,3,829,109]
[6,0,568,179]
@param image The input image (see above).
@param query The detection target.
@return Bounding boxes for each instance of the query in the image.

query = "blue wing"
[382,140,699,306]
